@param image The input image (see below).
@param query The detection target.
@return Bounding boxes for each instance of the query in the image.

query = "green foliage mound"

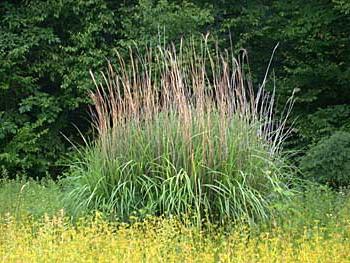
[300,131,350,187]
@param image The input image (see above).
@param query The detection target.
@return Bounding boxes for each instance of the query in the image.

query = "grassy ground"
[0,178,350,262]
[0,177,63,219]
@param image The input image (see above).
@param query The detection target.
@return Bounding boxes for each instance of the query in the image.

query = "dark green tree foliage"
[300,131,350,188]
[119,0,213,48]
[1,0,349,177]
[216,0,350,151]
[0,0,120,175]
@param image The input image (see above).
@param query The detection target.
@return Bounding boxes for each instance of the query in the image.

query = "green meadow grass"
[0,177,63,219]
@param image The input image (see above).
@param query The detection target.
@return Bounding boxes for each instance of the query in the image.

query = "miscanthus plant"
[64,40,294,226]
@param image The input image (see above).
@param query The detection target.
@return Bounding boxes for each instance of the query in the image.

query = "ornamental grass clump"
[65,40,294,225]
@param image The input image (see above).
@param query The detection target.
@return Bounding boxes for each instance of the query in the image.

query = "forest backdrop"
[1,0,349,180]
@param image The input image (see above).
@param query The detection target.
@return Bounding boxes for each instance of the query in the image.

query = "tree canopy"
[1,0,349,177]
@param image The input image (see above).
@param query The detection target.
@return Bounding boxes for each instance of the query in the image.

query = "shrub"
[300,131,350,187]
[64,41,294,226]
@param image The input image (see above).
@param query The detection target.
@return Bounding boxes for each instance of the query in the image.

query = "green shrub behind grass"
[300,131,350,188]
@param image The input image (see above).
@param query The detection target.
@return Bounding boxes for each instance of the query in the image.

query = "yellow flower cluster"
[1,213,349,263]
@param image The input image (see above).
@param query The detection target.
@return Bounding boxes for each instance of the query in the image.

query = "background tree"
[213,0,350,156]
[0,0,121,175]
[1,0,349,179]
